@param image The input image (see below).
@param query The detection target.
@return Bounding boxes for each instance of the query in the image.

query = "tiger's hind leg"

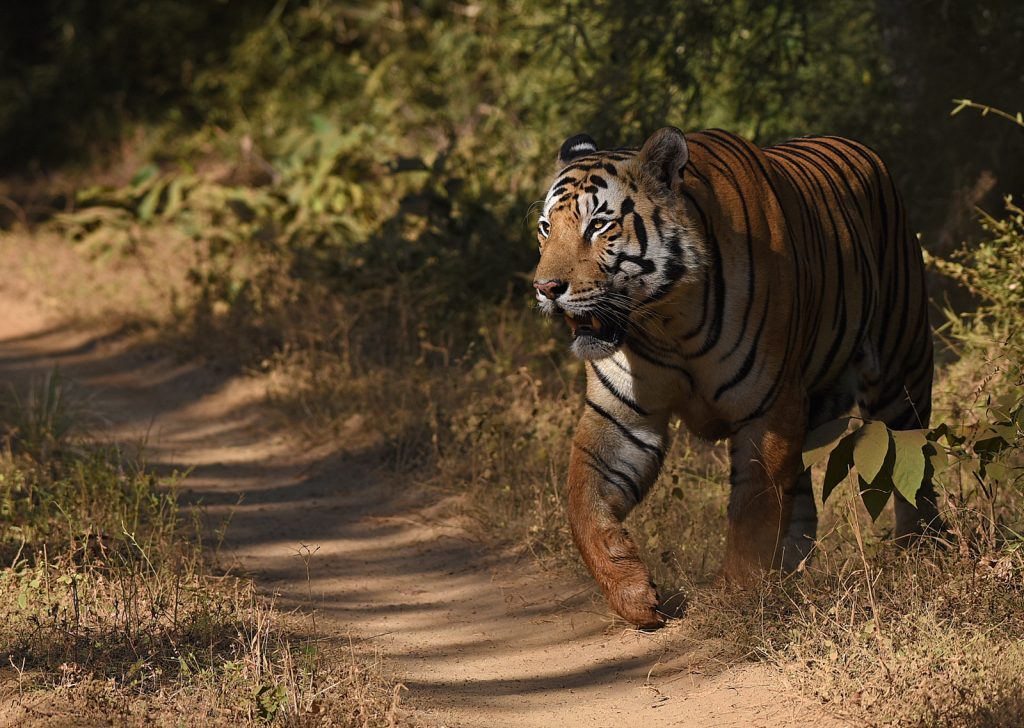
[723,385,809,582]
[856,345,944,541]
[782,381,857,572]
[781,470,815,572]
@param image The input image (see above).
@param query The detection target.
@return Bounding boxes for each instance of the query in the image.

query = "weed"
[3,367,90,462]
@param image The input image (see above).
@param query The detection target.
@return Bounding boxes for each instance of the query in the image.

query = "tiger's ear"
[558,133,598,166]
[638,127,689,189]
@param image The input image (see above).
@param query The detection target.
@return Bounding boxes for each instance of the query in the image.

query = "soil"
[0,290,849,727]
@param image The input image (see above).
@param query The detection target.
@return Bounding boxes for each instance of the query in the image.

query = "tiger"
[533,127,941,628]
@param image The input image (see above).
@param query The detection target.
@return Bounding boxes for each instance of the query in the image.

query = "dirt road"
[0,292,844,727]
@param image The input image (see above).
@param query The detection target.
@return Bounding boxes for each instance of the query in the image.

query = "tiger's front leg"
[566,400,669,628]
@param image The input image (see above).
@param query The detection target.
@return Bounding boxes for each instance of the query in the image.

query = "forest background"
[1,2,1023,726]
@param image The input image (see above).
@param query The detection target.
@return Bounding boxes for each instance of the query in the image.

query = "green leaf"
[130,163,159,186]
[975,426,1015,456]
[891,429,928,505]
[822,431,858,503]
[859,433,897,520]
[854,421,892,483]
[929,422,965,447]
[989,393,1022,421]
[859,475,890,520]
[982,462,1008,482]
[163,176,185,219]
[137,179,165,222]
[802,416,852,470]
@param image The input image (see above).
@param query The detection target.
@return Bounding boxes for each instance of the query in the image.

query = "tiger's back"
[665,130,932,430]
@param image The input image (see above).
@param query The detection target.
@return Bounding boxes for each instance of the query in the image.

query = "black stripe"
[632,212,648,255]
[626,340,695,388]
[688,137,758,361]
[585,398,662,457]
[577,444,643,502]
[714,291,770,401]
[591,363,649,416]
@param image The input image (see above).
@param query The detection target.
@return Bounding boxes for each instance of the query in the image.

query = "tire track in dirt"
[0,292,847,728]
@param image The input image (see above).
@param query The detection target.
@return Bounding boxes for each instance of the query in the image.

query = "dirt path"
[0,293,845,728]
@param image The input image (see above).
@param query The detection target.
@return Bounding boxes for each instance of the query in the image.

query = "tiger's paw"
[606,576,664,630]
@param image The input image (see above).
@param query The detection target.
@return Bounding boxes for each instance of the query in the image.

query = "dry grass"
[265,302,1024,726]
[0,371,417,727]
[5,210,1024,726]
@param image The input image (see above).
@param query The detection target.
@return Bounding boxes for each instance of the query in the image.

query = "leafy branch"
[803,397,1024,519]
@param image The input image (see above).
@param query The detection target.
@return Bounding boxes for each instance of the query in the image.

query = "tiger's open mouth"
[563,311,625,346]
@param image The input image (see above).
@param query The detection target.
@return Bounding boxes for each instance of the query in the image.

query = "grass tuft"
[3,367,91,463]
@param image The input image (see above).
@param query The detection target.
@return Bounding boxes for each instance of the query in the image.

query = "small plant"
[952,98,1024,128]
[3,366,89,462]
[802,399,1022,522]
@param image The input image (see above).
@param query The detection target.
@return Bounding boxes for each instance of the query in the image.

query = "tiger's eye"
[585,219,609,241]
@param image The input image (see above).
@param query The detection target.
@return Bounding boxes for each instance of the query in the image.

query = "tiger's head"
[533,127,703,360]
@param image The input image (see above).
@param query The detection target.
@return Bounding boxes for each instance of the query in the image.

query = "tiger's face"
[534,128,700,360]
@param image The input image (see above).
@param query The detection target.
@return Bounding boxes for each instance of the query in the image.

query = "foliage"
[803,403,1023,521]
[0,0,277,169]
[932,196,1024,348]
[5,1,1023,241]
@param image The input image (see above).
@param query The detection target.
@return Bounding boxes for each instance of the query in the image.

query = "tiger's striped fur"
[533,127,938,628]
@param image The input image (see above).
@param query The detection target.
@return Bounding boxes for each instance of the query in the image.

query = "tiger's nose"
[534,279,568,300]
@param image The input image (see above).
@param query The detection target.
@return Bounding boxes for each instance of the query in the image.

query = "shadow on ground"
[0,301,834,728]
